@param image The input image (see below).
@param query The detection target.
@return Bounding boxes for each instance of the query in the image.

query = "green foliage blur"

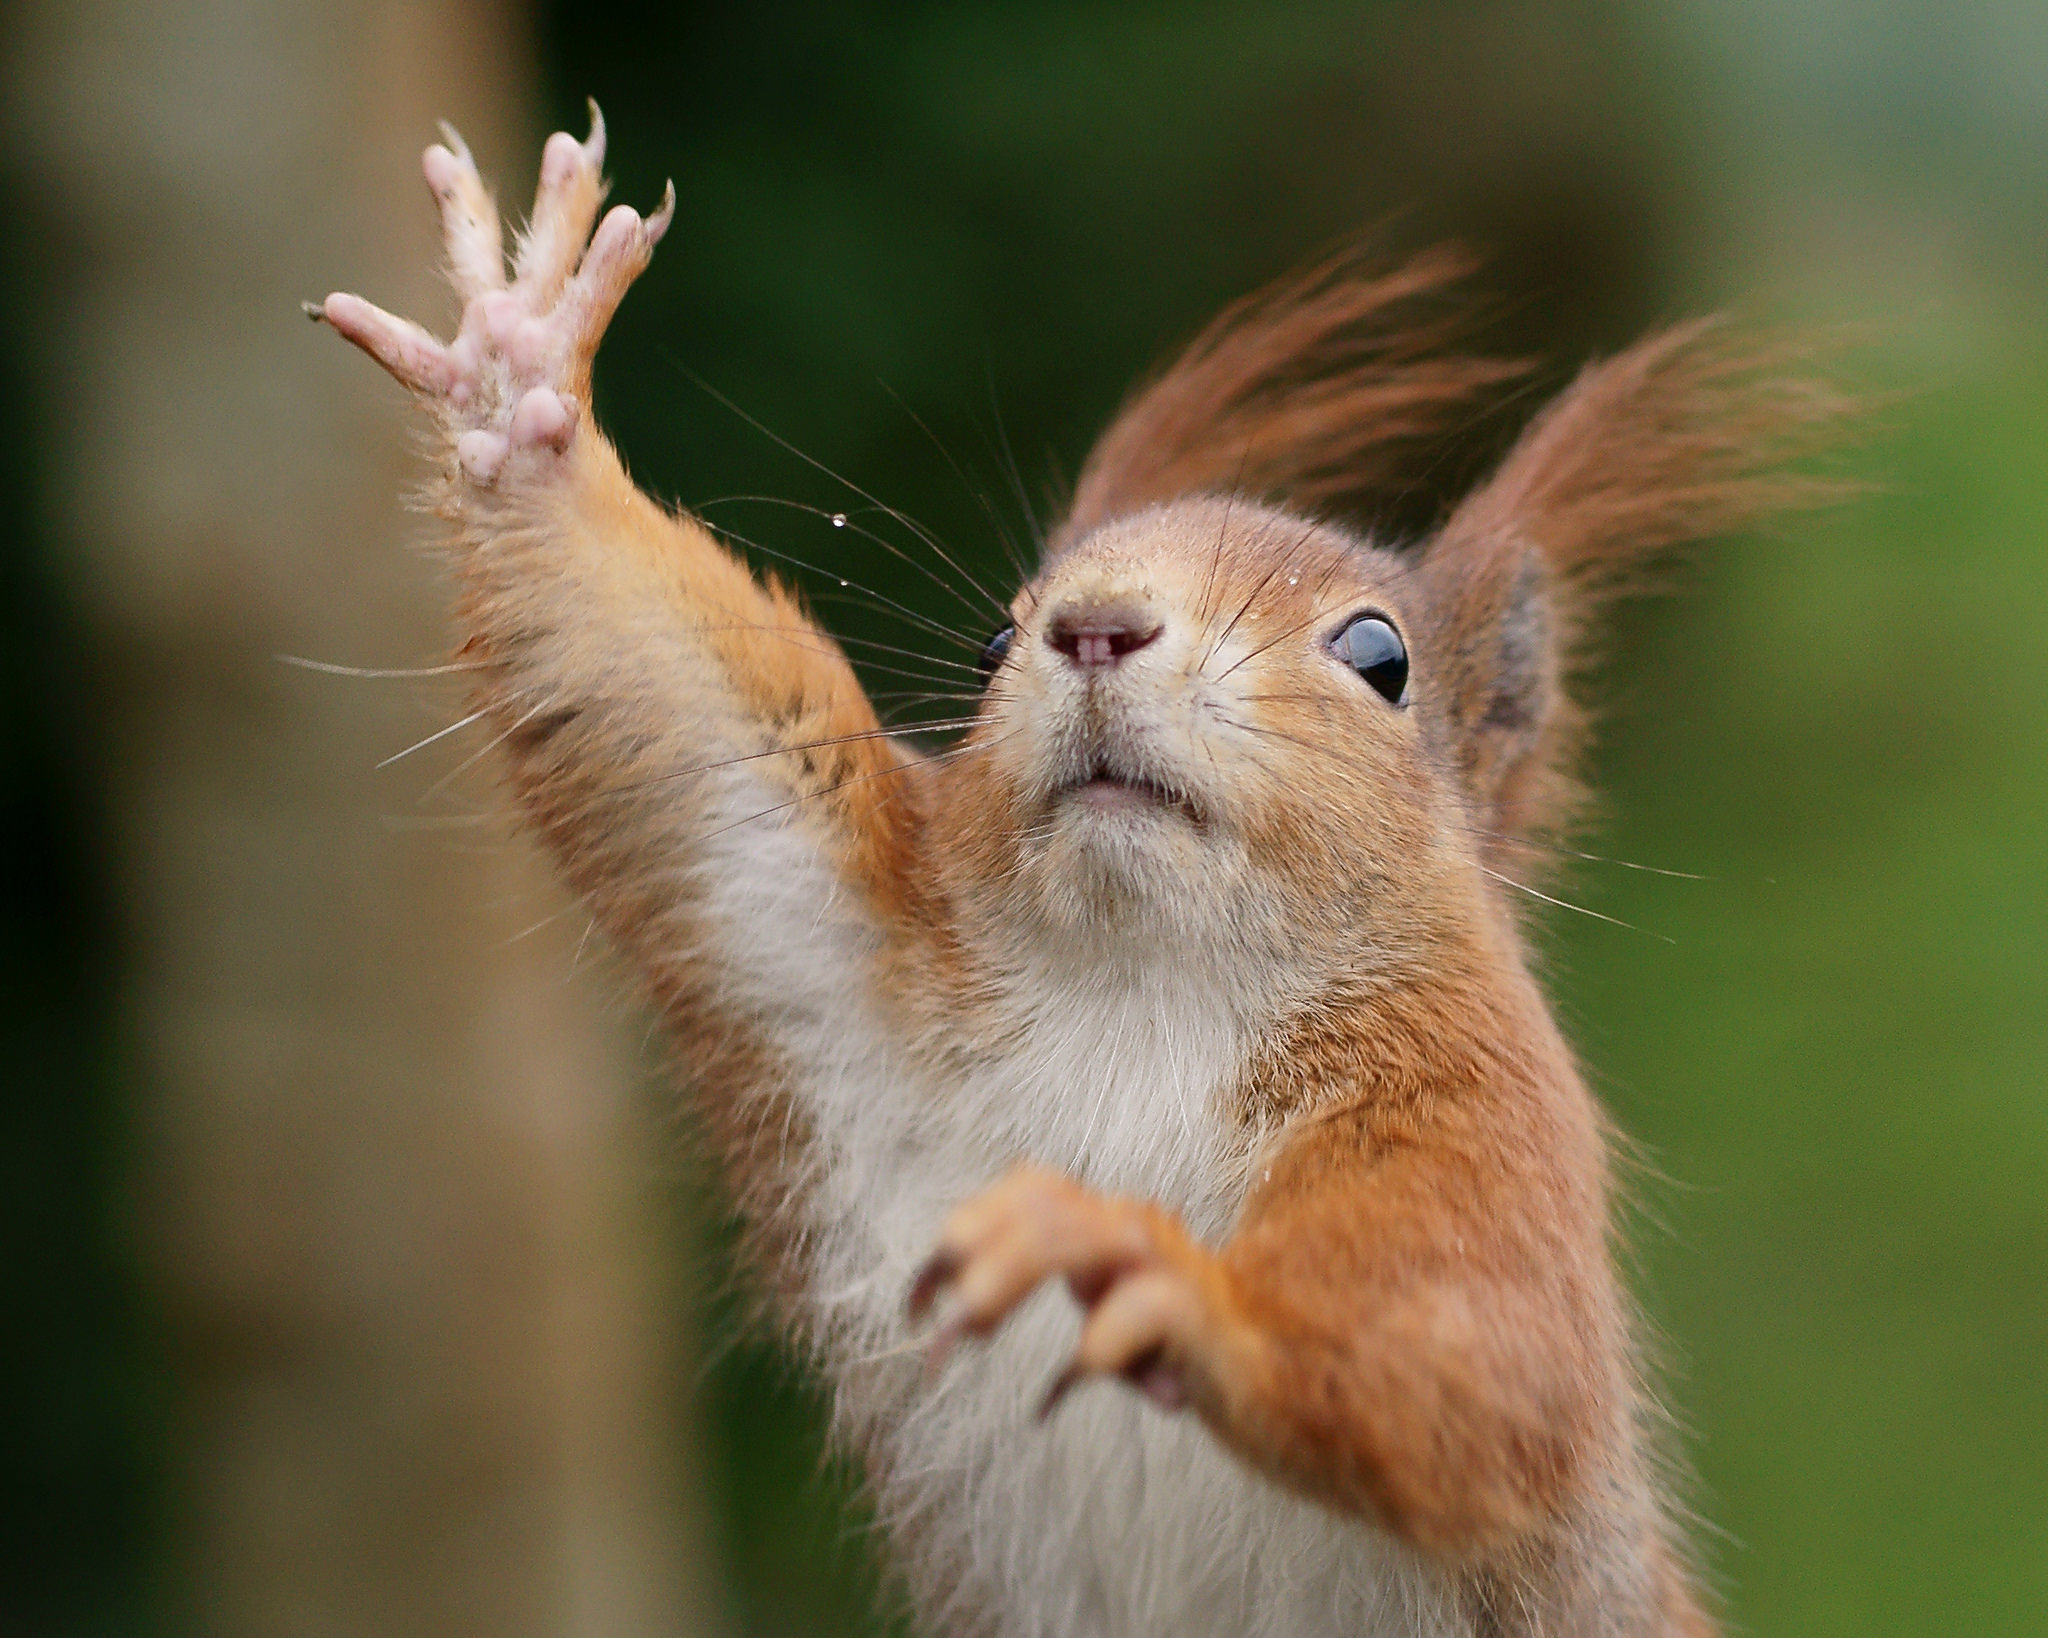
[6,3,2045,1634]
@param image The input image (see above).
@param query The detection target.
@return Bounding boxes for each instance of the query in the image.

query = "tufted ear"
[1054,246,1527,551]
[1415,319,1854,878]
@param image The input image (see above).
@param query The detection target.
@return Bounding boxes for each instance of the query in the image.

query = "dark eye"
[1330,614,1408,704]
[978,624,1015,679]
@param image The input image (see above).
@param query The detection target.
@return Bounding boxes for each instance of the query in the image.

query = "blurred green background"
[3,2,2044,1634]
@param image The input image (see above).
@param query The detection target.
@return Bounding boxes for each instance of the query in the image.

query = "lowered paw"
[909,1165,1222,1416]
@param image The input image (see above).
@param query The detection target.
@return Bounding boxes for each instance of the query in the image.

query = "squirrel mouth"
[1058,759,1201,825]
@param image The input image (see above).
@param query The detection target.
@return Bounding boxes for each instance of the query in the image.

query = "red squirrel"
[316,107,1842,1637]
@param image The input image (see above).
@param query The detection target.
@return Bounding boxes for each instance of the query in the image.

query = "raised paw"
[909,1165,1225,1417]
[312,100,673,486]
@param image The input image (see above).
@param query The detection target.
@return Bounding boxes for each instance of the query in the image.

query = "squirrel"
[314,106,1843,1638]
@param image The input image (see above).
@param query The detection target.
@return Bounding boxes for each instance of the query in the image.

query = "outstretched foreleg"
[314,107,919,1029]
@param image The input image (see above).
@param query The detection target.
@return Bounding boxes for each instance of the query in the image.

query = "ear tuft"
[1054,246,1529,550]
[1418,319,1862,874]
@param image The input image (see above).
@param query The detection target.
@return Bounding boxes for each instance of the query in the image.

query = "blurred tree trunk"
[4,2,725,1634]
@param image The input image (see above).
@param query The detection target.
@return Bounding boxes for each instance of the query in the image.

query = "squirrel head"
[934,498,1469,981]
[927,251,1851,981]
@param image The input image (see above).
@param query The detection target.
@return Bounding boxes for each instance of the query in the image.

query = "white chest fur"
[685,779,1464,1637]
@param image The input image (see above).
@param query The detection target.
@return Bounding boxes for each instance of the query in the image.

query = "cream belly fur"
[688,769,1464,1638]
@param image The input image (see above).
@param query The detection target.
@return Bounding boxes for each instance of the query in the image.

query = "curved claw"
[908,1247,960,1323]
[584,97,607,170]
[647,179,676,247]
[1037,1360,1085,1420]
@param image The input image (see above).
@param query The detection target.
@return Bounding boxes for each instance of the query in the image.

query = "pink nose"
[1046,596,1162,671]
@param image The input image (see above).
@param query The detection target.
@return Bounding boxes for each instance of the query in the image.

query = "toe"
[561,200,666,357]
[948,1235,1061,1332]
[516,103,610,305]
[423,135,504,300]
[321,292,456,396]
[1074,1271,1200,1377]
[1037,1271,1199,1419]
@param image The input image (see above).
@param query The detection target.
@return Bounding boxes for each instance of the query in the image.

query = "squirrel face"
[933,495,1477,981]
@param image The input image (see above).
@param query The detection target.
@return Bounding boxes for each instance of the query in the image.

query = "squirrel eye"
[1331,614,1408,704]
[978,624,1015,679]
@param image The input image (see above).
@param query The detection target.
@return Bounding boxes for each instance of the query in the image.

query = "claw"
[436,120,473,164]
[518,104,612,302]
[1037,1361,1084,1420]
[647,179,676,247]
[923,1316,970,1384]
[1038,1345,1183,1422]
[908,1248,960,1323]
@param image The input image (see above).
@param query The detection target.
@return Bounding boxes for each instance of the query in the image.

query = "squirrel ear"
[1416,319,1856,876]
[1416,527,1576,873]
[1053,246,1526,551]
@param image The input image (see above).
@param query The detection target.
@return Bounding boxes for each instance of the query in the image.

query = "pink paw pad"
[456,429,510,483]
[510,388,578,452]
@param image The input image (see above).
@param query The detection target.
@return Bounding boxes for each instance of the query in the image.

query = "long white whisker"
[877,379,1036,592]
[698,493,1011,625]
[691,730,1015,844]
[376,707,487,768]
[1473,829,1709,880]
[667,356,1014,622]
[1475,864,1674,942]
[280,653,492,680]
[416,702,551,803]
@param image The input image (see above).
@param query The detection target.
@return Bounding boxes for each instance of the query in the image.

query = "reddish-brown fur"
[321,115,1851,1637]
[1058,246,1528,550]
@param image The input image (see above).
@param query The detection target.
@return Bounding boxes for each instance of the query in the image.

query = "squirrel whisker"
[374,706,487,769]
[696,493,1013,626]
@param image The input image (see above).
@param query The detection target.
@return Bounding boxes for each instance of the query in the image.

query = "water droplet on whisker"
[830,512,848,528]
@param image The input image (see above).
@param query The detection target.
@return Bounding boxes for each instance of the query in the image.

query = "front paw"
[909,1165,1224,1416]
[314,102,671,486]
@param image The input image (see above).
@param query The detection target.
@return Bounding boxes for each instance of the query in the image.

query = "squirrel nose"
[1045,595,1163,671]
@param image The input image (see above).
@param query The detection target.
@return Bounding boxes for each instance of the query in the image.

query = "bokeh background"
[2,2,2044,1634]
